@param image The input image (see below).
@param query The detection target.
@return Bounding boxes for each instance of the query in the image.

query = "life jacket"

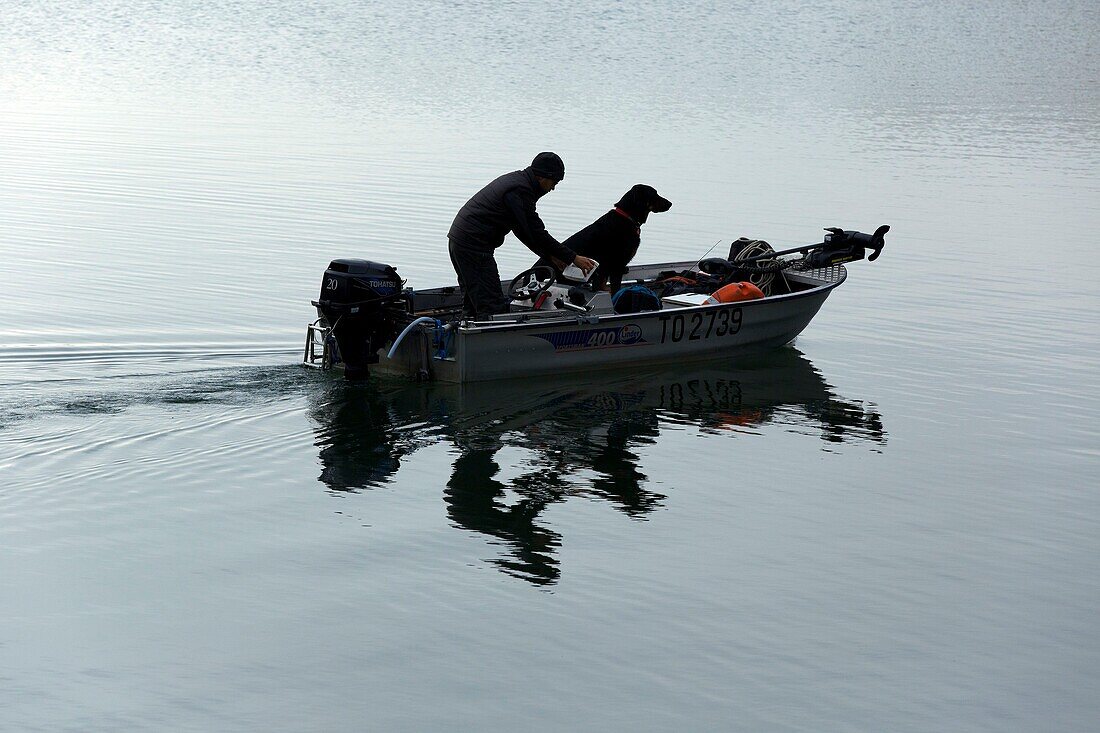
[703,281,765,304]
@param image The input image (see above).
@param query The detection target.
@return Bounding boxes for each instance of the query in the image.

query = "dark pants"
[448,240,509,319]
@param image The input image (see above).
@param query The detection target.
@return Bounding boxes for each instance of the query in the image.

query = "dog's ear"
[617,185,672,215]
[650,192,671,212]
[642,185,672,213]
[614,185,647,214]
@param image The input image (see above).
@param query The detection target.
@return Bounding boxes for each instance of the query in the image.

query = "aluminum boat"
[303,225,888,383]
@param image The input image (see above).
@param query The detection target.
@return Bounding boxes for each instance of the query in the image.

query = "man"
[448,152,596,319]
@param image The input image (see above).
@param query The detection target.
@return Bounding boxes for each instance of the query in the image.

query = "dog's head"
[615,185,672,225]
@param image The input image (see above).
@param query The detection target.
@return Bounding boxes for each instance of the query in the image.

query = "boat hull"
[371,268,842,383]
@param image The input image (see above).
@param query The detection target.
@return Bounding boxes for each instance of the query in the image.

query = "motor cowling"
[318,259,402,303]
[314,259,406,379]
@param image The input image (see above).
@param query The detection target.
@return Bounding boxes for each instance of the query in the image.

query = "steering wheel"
[507,266,556,301]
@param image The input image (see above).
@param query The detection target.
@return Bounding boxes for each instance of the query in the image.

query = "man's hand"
[573,255,597,274]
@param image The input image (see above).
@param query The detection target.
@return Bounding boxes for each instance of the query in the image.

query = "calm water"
[2,2,1099,730]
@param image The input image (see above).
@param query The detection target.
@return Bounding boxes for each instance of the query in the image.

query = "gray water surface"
[2,2,1099,731]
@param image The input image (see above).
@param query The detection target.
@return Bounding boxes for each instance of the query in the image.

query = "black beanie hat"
[530,151,565,181]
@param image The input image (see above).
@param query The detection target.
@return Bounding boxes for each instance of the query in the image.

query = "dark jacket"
[448,168,575,263]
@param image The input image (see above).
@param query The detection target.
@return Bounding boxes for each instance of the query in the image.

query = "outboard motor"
[804,225,889,268]
[313,259,406,380]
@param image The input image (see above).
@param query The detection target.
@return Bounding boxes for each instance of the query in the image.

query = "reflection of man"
[441,395,668,585]
[445,443,562,586]
[447,152,596,319]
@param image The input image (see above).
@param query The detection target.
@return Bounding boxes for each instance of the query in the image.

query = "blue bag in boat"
[611,285,662,314]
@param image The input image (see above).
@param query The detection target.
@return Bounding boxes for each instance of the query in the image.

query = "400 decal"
[534,324,646,351]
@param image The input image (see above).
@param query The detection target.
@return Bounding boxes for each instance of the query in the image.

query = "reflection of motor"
[312,259,407,380]
[804,225,889,268]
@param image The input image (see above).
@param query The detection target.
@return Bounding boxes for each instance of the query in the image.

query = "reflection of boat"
[303,226,888,381]
[309,348,885,585]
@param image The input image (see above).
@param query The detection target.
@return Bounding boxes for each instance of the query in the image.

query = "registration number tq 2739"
[658,307,743,344]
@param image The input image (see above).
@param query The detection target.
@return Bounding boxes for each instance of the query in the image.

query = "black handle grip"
[867,224,889,261]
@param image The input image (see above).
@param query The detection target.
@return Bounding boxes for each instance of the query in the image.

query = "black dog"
[541,184,672,292]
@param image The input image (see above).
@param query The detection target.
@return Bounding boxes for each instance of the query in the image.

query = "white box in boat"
[661,293,712,307]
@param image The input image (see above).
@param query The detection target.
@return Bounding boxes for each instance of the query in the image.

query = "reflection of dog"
[545,185,672,292]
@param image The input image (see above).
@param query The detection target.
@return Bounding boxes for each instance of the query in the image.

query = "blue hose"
[386,317,438,360]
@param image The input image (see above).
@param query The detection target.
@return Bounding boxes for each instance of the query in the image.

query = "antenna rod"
[692,240,722,270]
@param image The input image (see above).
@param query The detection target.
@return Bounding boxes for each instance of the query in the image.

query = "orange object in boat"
[703,281,765,304]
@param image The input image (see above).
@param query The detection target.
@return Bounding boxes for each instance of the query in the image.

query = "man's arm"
[503,190,576,263]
